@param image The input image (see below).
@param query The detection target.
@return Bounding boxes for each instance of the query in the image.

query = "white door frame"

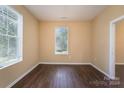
[109,15,124,80]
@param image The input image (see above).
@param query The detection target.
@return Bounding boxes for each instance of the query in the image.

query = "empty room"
[0,5,124,88]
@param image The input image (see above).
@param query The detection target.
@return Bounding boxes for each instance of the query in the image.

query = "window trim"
[54,26,69,55]
[0,5,23,69]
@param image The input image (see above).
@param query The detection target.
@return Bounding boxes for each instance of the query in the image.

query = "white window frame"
[0,5,23,69]
[55,26,69,55]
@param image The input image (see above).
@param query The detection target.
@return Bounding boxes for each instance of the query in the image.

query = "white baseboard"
[6,63,39,88]
[115,63,124,65]
[39,62,92,65]
[90,63,111,79]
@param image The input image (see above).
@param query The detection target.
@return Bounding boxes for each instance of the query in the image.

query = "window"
[0,6,23,69]
[55,26,68,55]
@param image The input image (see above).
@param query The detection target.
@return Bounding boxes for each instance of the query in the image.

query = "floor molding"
[6,63,39,88]
[39,62,92,65]
[115,63,124,65]
[91,63,111,79]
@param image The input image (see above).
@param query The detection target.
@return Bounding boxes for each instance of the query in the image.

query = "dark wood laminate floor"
[12,64,123,88]
[115,65,124,87]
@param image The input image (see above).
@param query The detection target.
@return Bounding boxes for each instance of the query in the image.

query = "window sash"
[0,5,23,69]
[55,26,69,55]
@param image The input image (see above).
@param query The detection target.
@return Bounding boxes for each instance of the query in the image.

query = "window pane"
[8,20,17,36]
[0,6,18,35]
[0,15,8,34]
[55,27,68,54]
[2,6,18,21]
[8,37,17,59]
[0,15,3,32]
[0,36,17,64]
[0,7,2,13]
[7,9,18,20]
[2,7,7,15]
[0,35,9,63]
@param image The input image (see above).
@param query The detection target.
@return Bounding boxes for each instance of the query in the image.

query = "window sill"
[55,51,68,55]
[0,58,22,70]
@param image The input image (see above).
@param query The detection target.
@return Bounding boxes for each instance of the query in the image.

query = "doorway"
[109,15,124,80]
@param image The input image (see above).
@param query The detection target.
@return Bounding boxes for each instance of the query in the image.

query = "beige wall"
[40,21,92,63]
[92,6,124,75]
[116,20,124,63]
[0,6,40,87]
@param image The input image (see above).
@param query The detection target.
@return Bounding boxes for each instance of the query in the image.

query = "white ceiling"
[25,5,107,21]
